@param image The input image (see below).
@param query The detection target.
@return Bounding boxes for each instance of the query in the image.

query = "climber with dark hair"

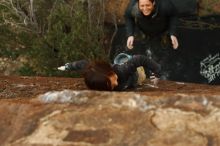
[58,54,161,91]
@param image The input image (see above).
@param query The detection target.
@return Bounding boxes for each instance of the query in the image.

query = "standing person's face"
[138,0,154,16]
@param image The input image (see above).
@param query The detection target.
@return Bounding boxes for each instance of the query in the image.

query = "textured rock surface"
[1,75,220,146]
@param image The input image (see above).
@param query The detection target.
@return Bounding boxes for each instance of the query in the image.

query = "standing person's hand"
[127,36,134,49]
[170,35,179,49]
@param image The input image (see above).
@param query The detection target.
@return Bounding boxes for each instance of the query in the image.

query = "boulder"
[1,75,220,146]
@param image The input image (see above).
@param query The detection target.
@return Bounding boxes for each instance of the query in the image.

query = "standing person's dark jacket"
[169,0,197,16]
[64,55,161,91]
[125,0,179,38]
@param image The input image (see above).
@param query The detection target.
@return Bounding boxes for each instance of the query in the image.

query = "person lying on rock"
[58,54,161,91]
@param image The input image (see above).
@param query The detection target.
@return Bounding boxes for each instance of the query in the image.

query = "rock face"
[1,75,220,146]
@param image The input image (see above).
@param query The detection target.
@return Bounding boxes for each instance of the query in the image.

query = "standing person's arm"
[124,0,137,49]
[168,15,179,49]
[163,0,179,49]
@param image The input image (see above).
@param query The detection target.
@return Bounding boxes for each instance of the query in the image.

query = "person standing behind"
[124,0,200,79]
[125,0,179,51]
[124,0,220,55]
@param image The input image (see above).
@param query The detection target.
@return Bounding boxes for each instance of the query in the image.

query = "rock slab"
[1,76,220,146]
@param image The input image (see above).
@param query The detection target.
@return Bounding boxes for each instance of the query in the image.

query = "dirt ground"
[1,75,220,100]
[0,75,87,99]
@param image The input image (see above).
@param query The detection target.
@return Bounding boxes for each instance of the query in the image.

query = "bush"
[0,0,108,76]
